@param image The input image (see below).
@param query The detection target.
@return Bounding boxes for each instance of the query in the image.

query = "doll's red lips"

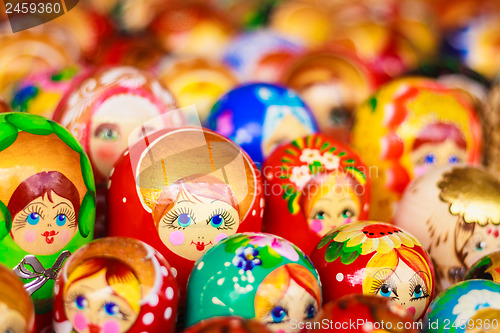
[88,324,100,333]
[191,241,213,251]
[41,230,59,244]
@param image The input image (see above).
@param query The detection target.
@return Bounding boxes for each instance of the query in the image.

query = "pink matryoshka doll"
[310,221,435,321]
[263,134,370,255]
[107,127,264,295]
[0,263,35,333]
[53,237,179,333]
[351,77,482,221]
[52,66,179,185]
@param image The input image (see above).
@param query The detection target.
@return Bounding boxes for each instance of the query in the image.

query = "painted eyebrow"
[177,200,195,204]
[53,202,72,209]
[373,267,401,282]
[25,202,47,209]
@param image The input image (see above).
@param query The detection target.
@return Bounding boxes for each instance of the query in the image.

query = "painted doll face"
[411,139,466,178]
[258,279,318,333]
[0,302,26,333]
[370,260,430,320]
[462,224,500,268]
[11,191,78,255]
[305,174,361,237]
[64,269,139,333]
[157,187,240,261]
[89,94,163,178]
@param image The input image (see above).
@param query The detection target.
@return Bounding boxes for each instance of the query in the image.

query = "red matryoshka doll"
[150,3,236,60]
[107,127,264,293]
[0,263,35,333]
[183,317,273,333]
[282,49,377,143]
[351,77,482,221]
[0,30,79,99]
[158,56,239,123]
[310,221,435,321]
[53,237,179,333]
[0,113,96,331]
[306,295,417,333]
[52,66,179,185]
[263,134,370,255]
[393,165,500,293]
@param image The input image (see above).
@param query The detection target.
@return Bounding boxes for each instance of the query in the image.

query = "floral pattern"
[300,148,322,164]
[322,152,340,170]
[232,246,262,271]
[453,289,500,324]
[248,235,299,262]
[289,165,312,189]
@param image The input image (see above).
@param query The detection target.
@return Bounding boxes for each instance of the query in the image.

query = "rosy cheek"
[276,330,286,333]
[310,219,323,233]
[343,218,352,225]
[73,313,88,331]
[59,230,70,244]
[24,230,36,243]
[169,230,184,246]
[413,165,428,178]
[95,143,120,164]
[214,233,228,243]
[102,320,120,333]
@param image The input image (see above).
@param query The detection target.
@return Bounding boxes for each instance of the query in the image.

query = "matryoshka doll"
[263,134,370,255]
[183,317,273,333]
[425,280,500,333]
[351,77,482,221]
[53,237,179,333]
[465,250,500,282]
[0,113,96,330]
[0,263,35,333]
[393,165,500,293]
[186,232,322,333]
[207,83,318,166]
[52,66,179,185]
[282,49,377,143]
[107,127,264,294]
[158,56,239,123]
[310,221,435,321]
[307,295,417,333]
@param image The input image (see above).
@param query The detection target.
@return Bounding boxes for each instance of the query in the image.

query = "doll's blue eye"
[26,213,39,225]
[306,304,316,319]
[210,214,223,228]
[413,285,423,298]
[104,302,119,316]
[423,153,436,164]
[314,211,325,220]
[56,214,67,226]
[75,295,87,310]
[379,284,393,297]
[178,214,192,228]
[271,306,287,323]
[449,155,460,164]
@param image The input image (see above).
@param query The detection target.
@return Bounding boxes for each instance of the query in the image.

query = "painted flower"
[300,148,322,164]
[453,289,500,324]
[232,246,262,271]
[289,165,312,188]
[321,152,340,170]
[248,235,299,262]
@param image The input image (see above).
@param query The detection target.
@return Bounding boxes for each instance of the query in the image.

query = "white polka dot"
[55,311,59,320]
[336,273,344,282]
[122,197,127,203]
[149,294,159,307]
[197,261,204,270]
[224,262,231,267]
[260,198,264,208]
[107,180,112,189]
[165,307,172,320]
[252,209,256,216]
[124,150,129,156]
[166,287,174,300]
[109,168,115,177]
[171,267,177,277]
[260,210,264,218]
[161,266,169,276]
[143,313,154,325]
[54,283,59,295]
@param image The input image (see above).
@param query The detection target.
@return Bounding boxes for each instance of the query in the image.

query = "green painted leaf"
[52,122,83,153]
[340,249,360,265]
[318,230,337,249]
[0,123,18,152]
[80,154,96,192]
[0,201,12,240]
[224,235,249,253]
[343,242,362,253]
[369,96,377,112]
[259,245,282,268]
[325,241,342,262]
[6,113,53,135]
[78,191,96,238]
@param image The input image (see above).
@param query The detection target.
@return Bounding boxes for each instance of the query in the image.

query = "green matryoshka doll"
[186,232,322,333]
[0,113,95,323]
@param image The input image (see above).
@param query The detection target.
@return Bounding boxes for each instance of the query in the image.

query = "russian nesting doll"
[207,83,318,166]
[465,250,500,282]
[0,263,35,333]
[310,221,435,321]
[351,77,482,221]
[107,127,264,294]
[0,113,95,329]
[393,165,500,293]
[53,237,179,333]
[186,232,322,333]
[263,134,371,254]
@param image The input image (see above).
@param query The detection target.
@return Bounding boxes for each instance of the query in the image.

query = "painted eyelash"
[162,207,196,229]
[370,275,398,298]
[408,274,429,299]
[14,205,45,230]
[56,207,77,227]
[206,208,236,230]
[64,291,85,307]
[369,269,391,294]
[98,300,130,321]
